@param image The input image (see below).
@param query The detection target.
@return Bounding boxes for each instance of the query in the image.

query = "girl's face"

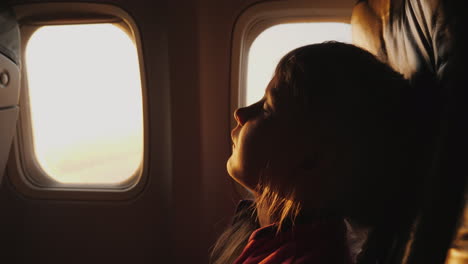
[227,74,308,192]
[227,67,345,208]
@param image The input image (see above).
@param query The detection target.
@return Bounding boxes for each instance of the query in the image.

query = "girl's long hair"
[209,202,258,264]
[210,177,302,264]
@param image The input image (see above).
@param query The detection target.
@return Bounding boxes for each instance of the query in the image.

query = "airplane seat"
[351,0,468,263]
[0,5,20,185]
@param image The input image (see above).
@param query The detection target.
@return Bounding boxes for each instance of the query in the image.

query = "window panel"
[25,23,143,186]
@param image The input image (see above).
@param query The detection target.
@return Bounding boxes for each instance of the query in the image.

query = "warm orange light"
[25,24,143,185]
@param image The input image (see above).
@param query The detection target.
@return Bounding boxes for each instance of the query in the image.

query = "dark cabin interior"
[0,0,466,263]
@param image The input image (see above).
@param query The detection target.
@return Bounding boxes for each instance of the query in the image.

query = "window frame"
[9,3,149,200]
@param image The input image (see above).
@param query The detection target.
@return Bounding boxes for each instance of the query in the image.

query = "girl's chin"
[226,157,260,191]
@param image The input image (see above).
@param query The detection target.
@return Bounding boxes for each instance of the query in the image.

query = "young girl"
[211,42,422,264]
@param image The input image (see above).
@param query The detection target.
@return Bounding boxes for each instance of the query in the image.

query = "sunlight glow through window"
[246,23,352,105]
[25,24,143,185]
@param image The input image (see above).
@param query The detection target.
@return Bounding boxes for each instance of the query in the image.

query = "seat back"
[351,0,468,263]
[0,5,20,184]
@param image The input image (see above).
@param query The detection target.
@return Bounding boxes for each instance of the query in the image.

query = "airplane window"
[246,23,351,105]
[24,23,144,186]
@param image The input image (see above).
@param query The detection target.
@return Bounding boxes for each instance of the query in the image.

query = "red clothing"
[233,218,352,264]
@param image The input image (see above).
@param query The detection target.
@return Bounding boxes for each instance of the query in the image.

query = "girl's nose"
[234,107,249,126]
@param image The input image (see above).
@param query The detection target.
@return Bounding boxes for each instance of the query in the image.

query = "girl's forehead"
[266,76,292,101]
[266,74,286,95]
[265,80,281,104]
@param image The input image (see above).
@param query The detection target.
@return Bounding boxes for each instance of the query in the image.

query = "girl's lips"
[231,127,239,148]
